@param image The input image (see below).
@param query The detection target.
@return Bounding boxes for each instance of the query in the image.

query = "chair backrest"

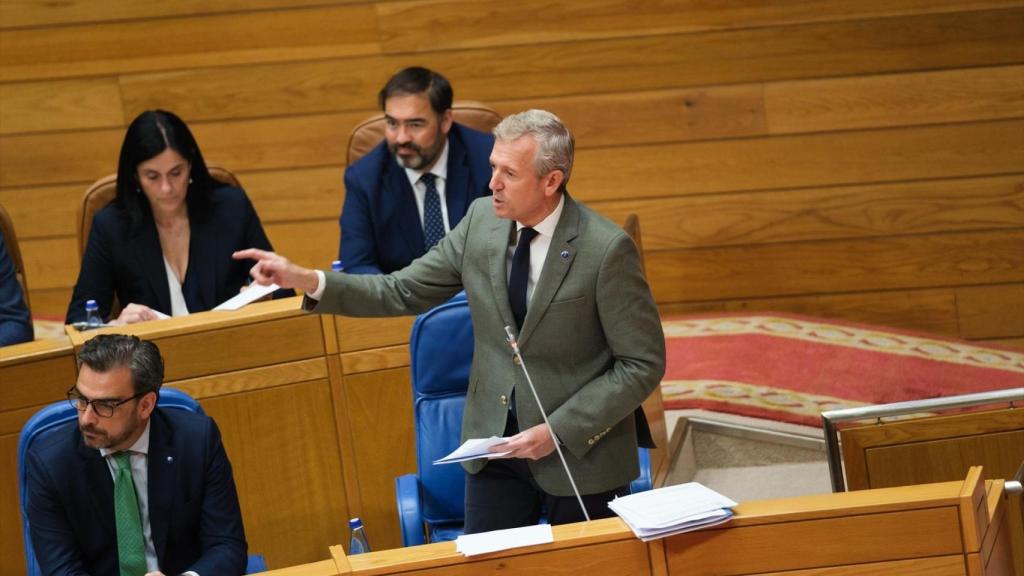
[77,165,242,259]
[17,388,204,576]
[407,291,654,533]
[408,292,474,525]
[0,202,31,312]
[346,101,502,166]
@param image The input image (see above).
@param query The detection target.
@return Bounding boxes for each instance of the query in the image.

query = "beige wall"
[1,0,1022,345]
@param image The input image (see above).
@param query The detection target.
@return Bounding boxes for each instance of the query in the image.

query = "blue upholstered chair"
[17,388,267,575]
[395,292,653,546]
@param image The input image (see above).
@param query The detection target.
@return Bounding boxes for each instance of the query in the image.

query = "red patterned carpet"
[661,314,1024,427]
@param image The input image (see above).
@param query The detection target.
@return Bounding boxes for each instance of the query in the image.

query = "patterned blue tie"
[421,173,445,249]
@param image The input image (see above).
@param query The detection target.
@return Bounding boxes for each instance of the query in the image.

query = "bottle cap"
[85,299,98,310]
[331,260,344,272]
[348,517,362,529]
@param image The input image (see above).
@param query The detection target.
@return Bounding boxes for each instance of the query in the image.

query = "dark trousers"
[463,412,629,534]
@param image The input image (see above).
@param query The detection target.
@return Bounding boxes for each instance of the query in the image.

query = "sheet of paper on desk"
[608,481,737,541]
[433,437,510,464]
[456,524,553,556]
[153,310,170,320]
[212,283,279,311]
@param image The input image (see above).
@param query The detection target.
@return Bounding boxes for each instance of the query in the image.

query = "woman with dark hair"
[66,110,292,325]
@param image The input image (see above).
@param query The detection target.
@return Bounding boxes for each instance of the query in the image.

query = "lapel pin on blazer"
[166,456,174,463]
[560,250,570,260]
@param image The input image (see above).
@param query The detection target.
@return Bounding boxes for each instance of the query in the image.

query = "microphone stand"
[504,325,591,521]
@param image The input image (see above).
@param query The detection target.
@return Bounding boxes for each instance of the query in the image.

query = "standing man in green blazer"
[235,110,665,533]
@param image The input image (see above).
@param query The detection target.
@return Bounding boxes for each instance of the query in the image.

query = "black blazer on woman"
[66,186,293,323]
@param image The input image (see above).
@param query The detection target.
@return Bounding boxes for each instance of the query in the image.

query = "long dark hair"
[115,110,216,232]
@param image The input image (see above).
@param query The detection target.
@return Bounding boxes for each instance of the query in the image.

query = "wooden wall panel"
[115,8,1024,123]
[0,77,124,135]
[646,230,1024,303]
[591,175,1024,251]
[0,4,382,82]
[956,283,1024,339]
[0,0,358,30]
[765,65,1024,134]
[375,0,1024,52]
[571,120,1024,203]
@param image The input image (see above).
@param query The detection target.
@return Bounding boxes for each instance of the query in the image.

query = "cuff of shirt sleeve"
[309,270,327,300]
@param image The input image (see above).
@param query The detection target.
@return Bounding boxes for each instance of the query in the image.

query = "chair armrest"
[395,474,426,546]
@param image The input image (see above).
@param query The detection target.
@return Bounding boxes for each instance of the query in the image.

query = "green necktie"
[113,452,147,576]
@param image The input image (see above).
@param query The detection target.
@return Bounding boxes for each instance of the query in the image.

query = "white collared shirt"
[101,420,160,573]
[507,194,566,307]
[399,139,451,232]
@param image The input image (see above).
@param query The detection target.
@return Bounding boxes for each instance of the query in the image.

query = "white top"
[400,139,451,232]
[163,257,190,316]
[507,194,566,306]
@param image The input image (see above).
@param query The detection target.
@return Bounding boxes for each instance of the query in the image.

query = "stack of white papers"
[608,482,737,541]
[433,437,510,464]
[455,524,553,556]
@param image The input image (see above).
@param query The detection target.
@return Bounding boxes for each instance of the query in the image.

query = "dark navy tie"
[509,227,539,329]
[421,173,445,249]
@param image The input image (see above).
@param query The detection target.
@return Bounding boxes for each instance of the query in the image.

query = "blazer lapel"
[79,438,116,536]
[518,196,579,347]
[444,132,471,225]
[488,218,517,332]
[135,220,171,315]
[147,411,176,563]
[383,160,426,256]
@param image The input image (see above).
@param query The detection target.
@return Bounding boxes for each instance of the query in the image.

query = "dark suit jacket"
[66,186,293,323]
[315,195,666,496]
[0,234,32,346]
[339,123,494,274]
[26,408,248,576]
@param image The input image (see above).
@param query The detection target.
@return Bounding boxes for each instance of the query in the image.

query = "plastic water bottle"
[84,299,102,328]
[330,260,344,273]
[348,518,370,554]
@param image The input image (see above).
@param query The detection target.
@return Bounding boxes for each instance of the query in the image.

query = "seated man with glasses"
[24,334,247,576]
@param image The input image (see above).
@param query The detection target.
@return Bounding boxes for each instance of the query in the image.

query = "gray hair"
[78,334,164,396]
[493,109,574,193]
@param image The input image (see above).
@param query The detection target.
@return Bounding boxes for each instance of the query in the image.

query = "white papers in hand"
[212,283,279,311]
[608,482,737,541]
[455,524,553,557]
[433,437,510,464]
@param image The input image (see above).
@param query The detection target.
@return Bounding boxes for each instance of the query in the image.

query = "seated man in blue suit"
[339,66,494,274]
[25,334,247,576]
[0,234,32,346]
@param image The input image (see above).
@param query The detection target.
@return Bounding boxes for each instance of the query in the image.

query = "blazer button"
[500,395,508,406]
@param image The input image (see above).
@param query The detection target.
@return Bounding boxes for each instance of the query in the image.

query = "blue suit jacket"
[339,123,494,274]
[26,407,247,576]
[66,186,293,323]
[0,234,32,346]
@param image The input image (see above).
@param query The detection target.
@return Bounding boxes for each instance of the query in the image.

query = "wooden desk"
[290,466,1012,576]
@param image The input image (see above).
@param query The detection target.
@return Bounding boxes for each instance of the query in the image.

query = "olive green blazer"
[312,195,665,496]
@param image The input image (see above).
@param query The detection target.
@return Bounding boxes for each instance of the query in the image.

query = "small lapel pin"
[560,250,570,259]
[166,456,174,463]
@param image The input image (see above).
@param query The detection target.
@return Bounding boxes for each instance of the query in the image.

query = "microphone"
[504,325,591,522]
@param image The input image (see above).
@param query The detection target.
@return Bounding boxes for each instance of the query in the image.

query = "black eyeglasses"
[66,387,147,418]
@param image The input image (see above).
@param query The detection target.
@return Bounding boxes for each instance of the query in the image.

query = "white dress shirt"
[507,194,566,306]
[400,139,452,232]
[163,257,190,316]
